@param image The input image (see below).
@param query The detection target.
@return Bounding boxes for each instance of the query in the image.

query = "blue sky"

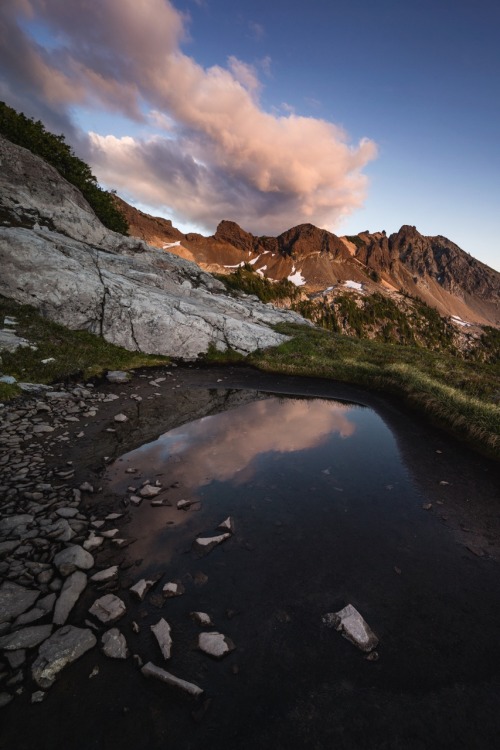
[1,0,498,270]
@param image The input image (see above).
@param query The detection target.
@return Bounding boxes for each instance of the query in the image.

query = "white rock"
[88,594,126,624]
[83,533,104,551]
[101,628,128,659]
[218,516,235,534]
[162,581,185,599]
[129,579,155,601]
[151,618,172,660]
[323,604,379,653]
[90,566,119,583]
[141,662,203,698]
[106,371,130,384]
[193,533,231,554]
[114,413,128,423]
[190,612,213,627]
[198,632,235,659]
[139,484,162,498]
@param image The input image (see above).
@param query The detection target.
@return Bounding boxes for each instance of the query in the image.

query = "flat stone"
[13,593,56,627]
[141,661,203,698]
[53,545,94,576]
[323,604,379,653]
[53,571,88,625]
[151,618,172,660]
[88,594,126,624]
[0,514,34,533]
[162,581,185,599]
[79,482,94,493]
[55,507,79,519]
[101,628,128,659]
[198,632,235,659]
[83,533,104,551]
[218,516,235,533]
[193,533,231,555]
[106,371,130,384]
[6,650,26,669]
[32,424,54,434]
[0,624,53,650]
[114,413,128,423]
[139,484,162,498]
[0,581,39,624]
[90,566,119,583]
[130,579,155,601]
[32,625,96,688]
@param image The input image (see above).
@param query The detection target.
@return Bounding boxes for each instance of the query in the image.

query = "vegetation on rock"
[215,264,301,304]
[0,101,129,235]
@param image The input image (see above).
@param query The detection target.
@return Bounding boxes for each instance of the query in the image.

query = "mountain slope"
[118,198,500,327]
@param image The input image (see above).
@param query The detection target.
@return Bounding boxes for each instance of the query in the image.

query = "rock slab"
[32,625,97,688]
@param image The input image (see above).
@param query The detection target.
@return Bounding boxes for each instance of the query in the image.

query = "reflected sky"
[108,397,359,494]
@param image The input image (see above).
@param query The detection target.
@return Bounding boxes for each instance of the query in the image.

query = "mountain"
[116,197,500,328]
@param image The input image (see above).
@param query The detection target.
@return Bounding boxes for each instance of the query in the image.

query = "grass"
[241,323,500,458]
[0,296,169,399]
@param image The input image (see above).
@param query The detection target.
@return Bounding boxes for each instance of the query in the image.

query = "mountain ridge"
[115,196,500,328]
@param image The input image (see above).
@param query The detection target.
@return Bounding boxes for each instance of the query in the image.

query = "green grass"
[242,323,500,458]
[0,296,169,399]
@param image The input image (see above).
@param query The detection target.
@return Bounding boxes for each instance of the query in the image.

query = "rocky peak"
[213,220,258,254]
[276,223,351,261]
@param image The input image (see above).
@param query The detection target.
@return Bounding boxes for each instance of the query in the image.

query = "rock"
[141,662,203,698]
[6,650,26,669]
[13,593,56,627]
[106,371,130,384]
[101,628,128,659]
[0,624,53,650]
[218,517,235,534]
[151,618,172,660]
[190,612,213,627]
[193,533,231,555]
[79,482,94,493]
[88,594,126,624]
[198,632,235,659]
[114,413,128,423]
[90,566,119,583]
[0,514,34,533]
[0,581,39,624]
[162,581,185,599]
[53,571,88,625]
[53,545,94,576]
[139,484,162,498]
[0,138,304,360]
[323,604,379,653]
[0,692,13,708]
[176,499,191,510]
[129,579,155,601]
[32,424,54,434]
[55,507,79,519]
[32,625,96,689]
[31,690,46,703]
[83,533,104,551]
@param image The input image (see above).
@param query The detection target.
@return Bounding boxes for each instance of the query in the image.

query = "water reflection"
[109,397,358,494]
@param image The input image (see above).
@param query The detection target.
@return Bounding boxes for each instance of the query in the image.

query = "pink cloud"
[0,0,377,234]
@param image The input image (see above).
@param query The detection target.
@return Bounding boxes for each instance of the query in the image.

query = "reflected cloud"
[112,397,357,494]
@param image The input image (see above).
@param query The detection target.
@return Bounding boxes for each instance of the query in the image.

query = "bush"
[0,101,128,235]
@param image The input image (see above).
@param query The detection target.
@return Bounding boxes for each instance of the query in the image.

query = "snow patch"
[223,261,245,269]
[256,265,267,277]
[344,280,364,291]
[287,265,306,287]
[162,241,181,249]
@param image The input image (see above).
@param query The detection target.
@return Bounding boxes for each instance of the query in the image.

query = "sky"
[0,0,498,271]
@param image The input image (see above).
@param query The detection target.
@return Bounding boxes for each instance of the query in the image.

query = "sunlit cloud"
[0,0,377,235]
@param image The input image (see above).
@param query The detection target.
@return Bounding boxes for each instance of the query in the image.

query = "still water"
[102,392,500,748]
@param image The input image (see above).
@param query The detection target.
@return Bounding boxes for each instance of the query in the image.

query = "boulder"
[32,626,96,688]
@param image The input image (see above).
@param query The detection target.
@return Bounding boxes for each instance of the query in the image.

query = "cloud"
[0,0,377,235]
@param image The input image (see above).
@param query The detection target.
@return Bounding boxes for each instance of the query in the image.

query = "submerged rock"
[141,661,203,698]
[90,566,119,583]
[129,579,155,601]
[106,371,130,384]
[323,604,379,653]
[162,581,184,599]
[32,625,96,688]
[190,612,213,627]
